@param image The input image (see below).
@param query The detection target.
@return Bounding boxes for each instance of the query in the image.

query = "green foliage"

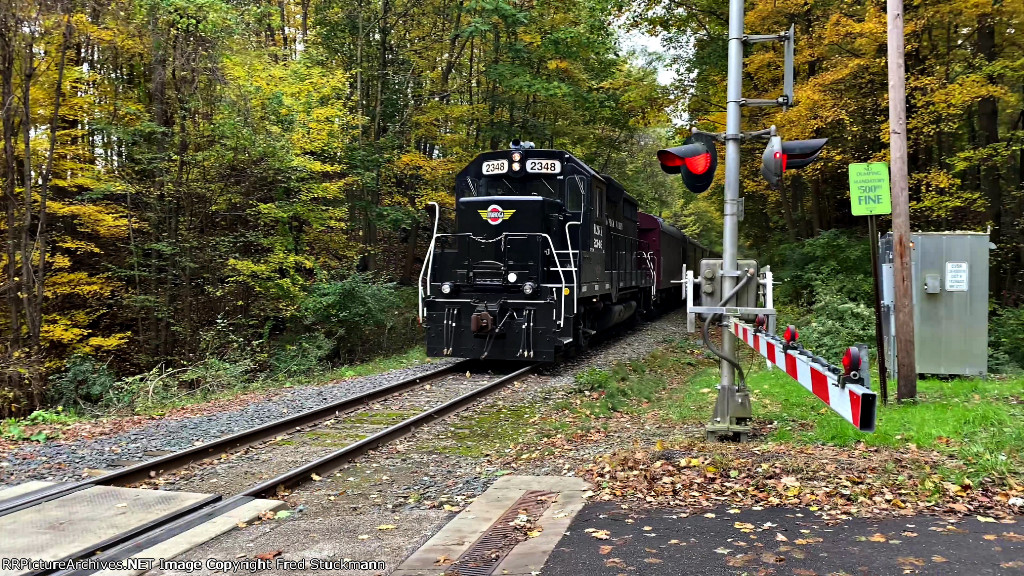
[772,230,875,361]
[990,305,1024,373]
[268,333,334,379]
[296,275,420,363]
[48,356,118,409]
[574,363,663,414]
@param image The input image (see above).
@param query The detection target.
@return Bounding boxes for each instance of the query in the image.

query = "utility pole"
[886,0,916,400]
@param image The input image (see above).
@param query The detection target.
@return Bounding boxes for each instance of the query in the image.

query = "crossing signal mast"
[657,10,877,441]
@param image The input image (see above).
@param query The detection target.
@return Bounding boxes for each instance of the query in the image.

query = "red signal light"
[842,346,861,374]
[656,150,685,167]
[684,152,712,175]
[783,325,799,344]
[774,151,788,172]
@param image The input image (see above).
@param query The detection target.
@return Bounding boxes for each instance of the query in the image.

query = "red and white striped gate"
[730,319,877,432]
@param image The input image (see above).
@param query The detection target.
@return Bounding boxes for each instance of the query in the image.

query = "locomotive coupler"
[471,310,494,334]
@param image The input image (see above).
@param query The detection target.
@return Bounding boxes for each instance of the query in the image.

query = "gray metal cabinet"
[880,232,991,378]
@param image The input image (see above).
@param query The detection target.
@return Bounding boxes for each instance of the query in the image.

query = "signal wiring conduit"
[701,268,756,388]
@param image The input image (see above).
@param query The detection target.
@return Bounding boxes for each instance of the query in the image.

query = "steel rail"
[47,363,537,576]
[0,360,471,518]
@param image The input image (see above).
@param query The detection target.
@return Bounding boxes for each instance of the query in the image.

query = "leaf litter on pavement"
[580,439,1023,521]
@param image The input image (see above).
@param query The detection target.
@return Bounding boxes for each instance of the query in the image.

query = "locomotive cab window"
[462,176,562,201]
[593,181,606,218]
[566,176,586,212]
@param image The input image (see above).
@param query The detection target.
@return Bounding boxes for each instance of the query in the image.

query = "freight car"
[417,141,712,361]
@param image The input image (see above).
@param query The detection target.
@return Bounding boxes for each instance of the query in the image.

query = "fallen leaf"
[599,545,614,555]
[527,529,543,538]
[377,524,397,531]
[357,534,370,540]
[775,533,788,542]
[901,531,918,537]
[589,529,611,540]
[1001,561,1024,569]
[604,558,626,568]
[1002,532,1024,542]
[644,558,663,564]
[984,534,998,540]
[897,557,926,568]
[714,547,733,554]
[704,513,716,518]
[236,522,248,529]
[868,533,887,542]
[977,515,997,523]
[735,522,755,530]
[643,526,653,531]
[254,550,282,560]
[311,473,322,481]
[792,568,817,575]
[931,555,948,563]
[435,555,452,565]
[274,510,292,520]
[114,503,128,508]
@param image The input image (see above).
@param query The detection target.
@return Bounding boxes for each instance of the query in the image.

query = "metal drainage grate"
[444,490,557,576]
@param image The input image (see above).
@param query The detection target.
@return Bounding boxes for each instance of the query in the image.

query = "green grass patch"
[2,407,81,442]
[427,402,541,458]
[667,365,1024,484]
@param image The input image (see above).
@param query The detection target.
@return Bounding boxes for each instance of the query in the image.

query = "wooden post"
[868,215,888,404]
[886,0,916,400]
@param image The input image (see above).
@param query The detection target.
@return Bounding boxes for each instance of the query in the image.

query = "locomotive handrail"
[426,232,568,328]
[565,220,581,314]
[418,201,441,322]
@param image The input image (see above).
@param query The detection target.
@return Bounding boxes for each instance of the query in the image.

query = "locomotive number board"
[526,159,561,174]
[482,159,509,175]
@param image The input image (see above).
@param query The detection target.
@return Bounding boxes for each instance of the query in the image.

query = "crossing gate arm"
[730,319,877,433]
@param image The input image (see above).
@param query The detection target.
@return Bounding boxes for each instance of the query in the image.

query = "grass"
[545,334,1023,487]
[647,350,1024,485]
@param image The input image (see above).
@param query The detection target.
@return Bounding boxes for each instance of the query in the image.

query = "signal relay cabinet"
[879,232,992,378]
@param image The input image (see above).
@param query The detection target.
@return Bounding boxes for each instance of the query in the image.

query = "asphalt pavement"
[542,502,1023,575]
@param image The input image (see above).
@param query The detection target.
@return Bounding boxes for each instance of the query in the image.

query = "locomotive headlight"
[511,152,522,162]
[512,162,521,172]
[522,282,537,296]
[507,272,518,283]
[440,282,454,295]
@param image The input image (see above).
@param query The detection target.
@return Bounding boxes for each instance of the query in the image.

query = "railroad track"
[1,362,538,576]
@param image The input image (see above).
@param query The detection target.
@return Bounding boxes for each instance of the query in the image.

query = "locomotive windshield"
[459,175,586,211]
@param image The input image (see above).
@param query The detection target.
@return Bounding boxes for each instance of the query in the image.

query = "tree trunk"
[977,15,1001,289]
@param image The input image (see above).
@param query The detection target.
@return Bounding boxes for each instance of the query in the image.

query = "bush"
[296,274,421,363]
[773,230,875,362]
[268,333,333,378]
[775,229,874,309]
[48,355,117,410]
[990,305,1024,373]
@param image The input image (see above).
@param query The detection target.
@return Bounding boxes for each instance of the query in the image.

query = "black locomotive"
[418,143,712,361]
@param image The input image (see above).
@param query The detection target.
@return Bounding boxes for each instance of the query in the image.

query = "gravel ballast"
[0,359,458,487]
[0,309,689,489]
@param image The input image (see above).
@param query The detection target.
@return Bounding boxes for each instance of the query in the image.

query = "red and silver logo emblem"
[478,204,515,225]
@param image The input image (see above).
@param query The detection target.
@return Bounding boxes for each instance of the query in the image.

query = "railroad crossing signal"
[657,133,718,194]
[760,135,829,188]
